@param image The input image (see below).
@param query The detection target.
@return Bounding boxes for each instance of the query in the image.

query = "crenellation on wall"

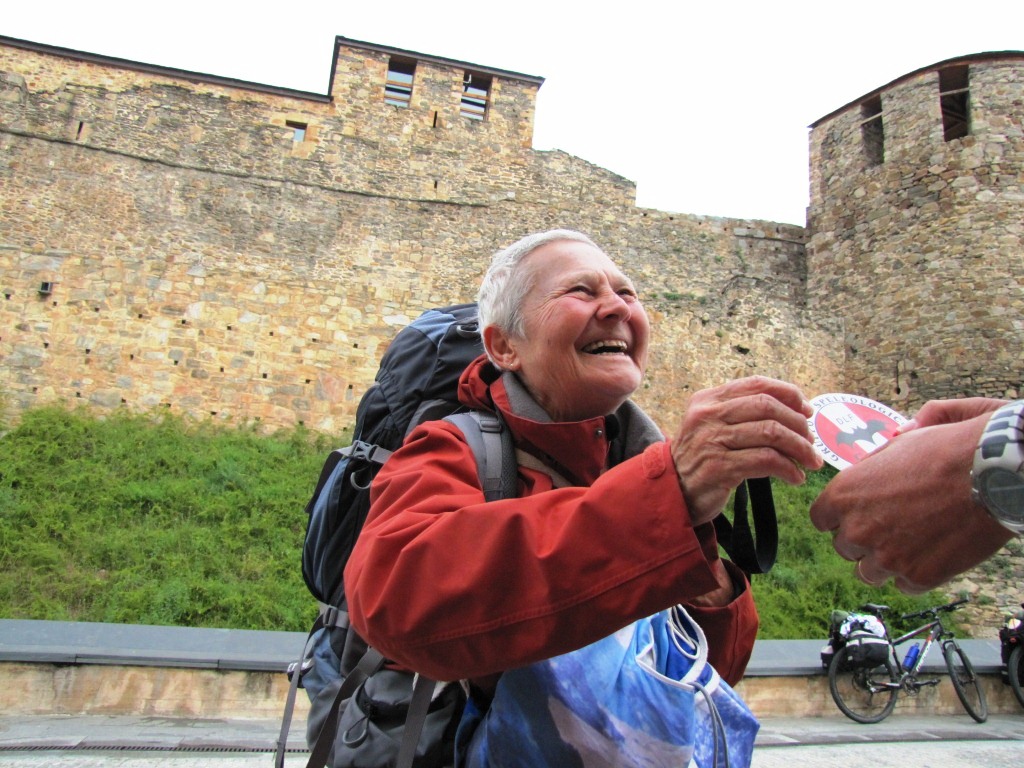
[0,38,623,214]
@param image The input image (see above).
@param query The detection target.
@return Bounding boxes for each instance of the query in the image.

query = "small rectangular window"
[286,120,307,142]
[860,96,884,166]
[461,73,491,121]
[385,58,416,108]
[939,65,970,142]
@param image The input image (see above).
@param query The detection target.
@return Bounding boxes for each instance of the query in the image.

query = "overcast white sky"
[5,1,1023,225]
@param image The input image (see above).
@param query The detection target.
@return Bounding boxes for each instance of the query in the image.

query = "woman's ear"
[483,325,520,371]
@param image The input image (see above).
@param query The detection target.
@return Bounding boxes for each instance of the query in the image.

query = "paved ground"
[753,712,1024,766]
[1,712,1023,767]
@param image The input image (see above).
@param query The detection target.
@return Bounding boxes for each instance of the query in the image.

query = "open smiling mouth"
[581,340,629,355]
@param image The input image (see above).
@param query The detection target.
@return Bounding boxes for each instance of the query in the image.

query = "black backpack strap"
[713,477,777,575]
[305,646,387,768]
[445,410,517,502]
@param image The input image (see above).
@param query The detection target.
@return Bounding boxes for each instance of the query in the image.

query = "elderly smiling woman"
[343,229,822,762]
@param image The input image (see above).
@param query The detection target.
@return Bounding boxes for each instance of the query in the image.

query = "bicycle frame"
[889,617,949,676]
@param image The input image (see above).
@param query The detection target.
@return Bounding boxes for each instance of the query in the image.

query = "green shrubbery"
[0,406,336,631]
[0,406,949,637]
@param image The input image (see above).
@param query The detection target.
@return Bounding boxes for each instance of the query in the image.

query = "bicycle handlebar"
[900,597,968,622]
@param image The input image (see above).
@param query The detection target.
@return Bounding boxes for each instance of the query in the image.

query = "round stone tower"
[807,52,1024,411]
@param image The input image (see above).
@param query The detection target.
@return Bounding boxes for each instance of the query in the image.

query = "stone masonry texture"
[0,35,840,438]
[808,53,1024,411]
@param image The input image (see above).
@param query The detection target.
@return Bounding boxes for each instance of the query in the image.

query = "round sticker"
[808,393,908,470]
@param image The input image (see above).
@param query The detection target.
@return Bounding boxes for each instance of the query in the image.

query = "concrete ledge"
[0,619,307,672]
[0,662,306,721]
[1,620,1005,675]
[0,620,1015,721]
[747,637,1005,676]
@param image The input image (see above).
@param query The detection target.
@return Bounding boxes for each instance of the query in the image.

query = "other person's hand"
[810,404,1013,593]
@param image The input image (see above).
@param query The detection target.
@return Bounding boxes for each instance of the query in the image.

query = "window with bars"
[461,73,491,120]
[385,58,416,108]
[860,96,884,166]
[939,65,970,142]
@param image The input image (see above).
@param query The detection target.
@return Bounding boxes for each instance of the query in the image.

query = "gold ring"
[856,559,880,586]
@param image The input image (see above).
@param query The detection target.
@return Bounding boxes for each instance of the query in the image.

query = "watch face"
[983,468,1024,524]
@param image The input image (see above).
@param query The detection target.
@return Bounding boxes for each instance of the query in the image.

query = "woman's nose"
[596,289,632,320]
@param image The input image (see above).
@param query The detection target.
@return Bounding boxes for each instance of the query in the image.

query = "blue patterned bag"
[458,606,759,768]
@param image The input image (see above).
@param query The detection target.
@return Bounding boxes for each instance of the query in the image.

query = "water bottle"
[903,643,921,671]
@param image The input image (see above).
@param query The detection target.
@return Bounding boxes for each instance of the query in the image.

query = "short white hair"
[477,229,598,344]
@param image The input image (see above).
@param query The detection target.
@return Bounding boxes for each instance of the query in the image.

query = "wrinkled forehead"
[521,239,634,288]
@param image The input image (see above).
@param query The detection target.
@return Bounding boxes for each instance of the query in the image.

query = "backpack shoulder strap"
[300,410,514,768]
[445,410,517,502]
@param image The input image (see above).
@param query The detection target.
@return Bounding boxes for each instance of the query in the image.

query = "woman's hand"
[670,376,822,527]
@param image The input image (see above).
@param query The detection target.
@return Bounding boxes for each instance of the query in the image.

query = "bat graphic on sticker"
[808,394,908,471]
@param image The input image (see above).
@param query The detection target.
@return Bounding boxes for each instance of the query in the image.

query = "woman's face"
[487,239,650,422]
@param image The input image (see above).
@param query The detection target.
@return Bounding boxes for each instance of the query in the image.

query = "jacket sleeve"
[344,422,757,682]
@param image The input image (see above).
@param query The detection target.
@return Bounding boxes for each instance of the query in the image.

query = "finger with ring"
[855,559,885,586]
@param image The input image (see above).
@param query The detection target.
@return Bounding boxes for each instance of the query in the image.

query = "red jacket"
[344,357,758,686]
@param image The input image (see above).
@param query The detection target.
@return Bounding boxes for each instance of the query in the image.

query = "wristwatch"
[972,400,1024,534]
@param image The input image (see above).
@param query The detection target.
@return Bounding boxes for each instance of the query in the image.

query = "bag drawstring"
[693,681,730,768]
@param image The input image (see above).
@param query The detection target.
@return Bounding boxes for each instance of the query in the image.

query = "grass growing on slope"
[0,405,950,637]
[0,406,337,631]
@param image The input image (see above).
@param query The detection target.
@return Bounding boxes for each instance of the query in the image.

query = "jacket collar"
[458,356,664,486]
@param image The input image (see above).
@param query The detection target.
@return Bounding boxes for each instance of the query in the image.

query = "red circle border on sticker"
[808,393,908,470]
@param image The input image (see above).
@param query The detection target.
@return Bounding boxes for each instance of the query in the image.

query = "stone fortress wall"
[2,35,1024,630]
[0,35,839,437]
[0,37,1022,439]
[805,53,1024,630]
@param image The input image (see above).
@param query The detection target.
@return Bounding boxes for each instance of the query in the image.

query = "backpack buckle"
[286,655,315,683]
[342,440,393,465]
[344,440,375,462]
[473,411,503,434]
[320,603,350,630]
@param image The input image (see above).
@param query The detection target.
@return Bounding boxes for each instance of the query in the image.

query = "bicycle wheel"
[1009,645,1024,710]
[828,645,899,723]
[943,642,988,722]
